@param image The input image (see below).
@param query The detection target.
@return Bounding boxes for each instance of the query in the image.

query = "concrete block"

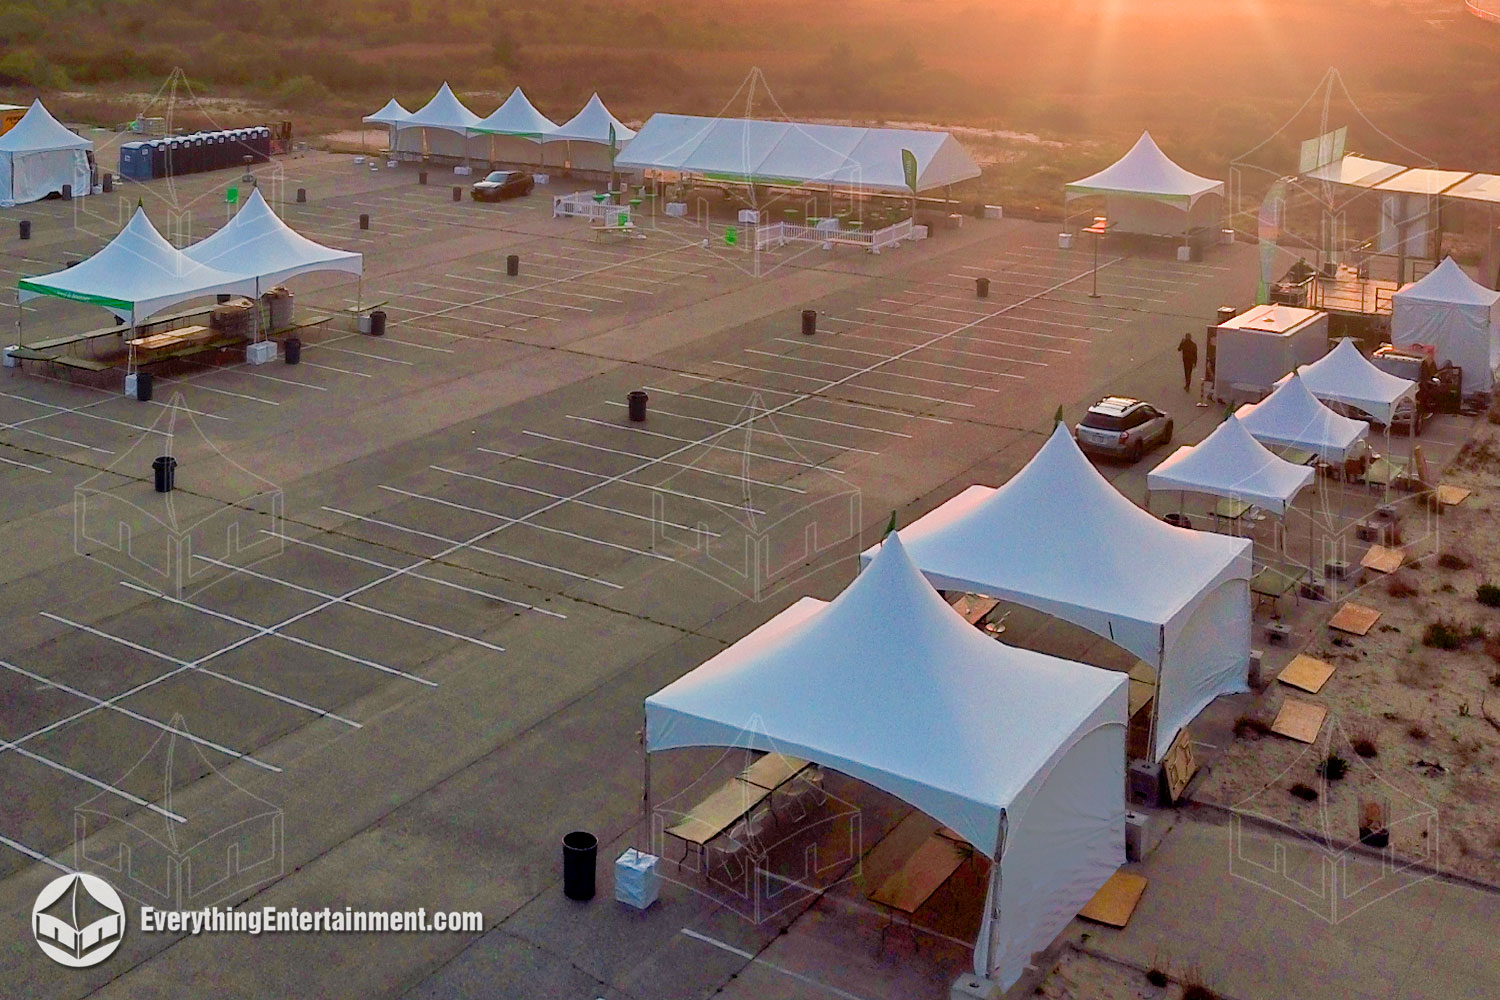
[983,204,1003,220]
[1176,245,1193,262]
[1128,758,1162,808]
[1248,649,1264,689]
[951,972,1002,1000]
[1266,622,1292,645]
[2,346,17,368]
[1058,232,1073,249]
[245,340,277,365]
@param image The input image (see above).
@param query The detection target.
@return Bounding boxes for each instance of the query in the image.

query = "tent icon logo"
[31,873,127,968]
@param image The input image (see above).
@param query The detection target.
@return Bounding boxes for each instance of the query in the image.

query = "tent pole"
[16,291,23,349]
[641,712,651,831]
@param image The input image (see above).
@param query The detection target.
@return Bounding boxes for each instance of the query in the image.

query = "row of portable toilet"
[118,127,273,181]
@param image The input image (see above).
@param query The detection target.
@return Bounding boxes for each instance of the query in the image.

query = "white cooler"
[614,849,660,910]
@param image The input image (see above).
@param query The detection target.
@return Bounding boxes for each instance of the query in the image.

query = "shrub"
[1387,575,1419,599]
[1233,715,1271,739]
[1478,584,1500,608]
[273,74,333,108]
[1146,969,1169,988]
[1423,621,1465,650]
[1182,987,1221,1000]
[1408,723,1429,741]
[1290,782,1319,801]
[1352,735,1378,758]
[1318,754,1349,780]
[1438,551,1471,570]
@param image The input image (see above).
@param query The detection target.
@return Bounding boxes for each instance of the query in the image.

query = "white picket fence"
[552,191,630,225]
[753,218,914,254]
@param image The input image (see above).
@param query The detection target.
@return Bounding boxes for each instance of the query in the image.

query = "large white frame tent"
[393,83,481,161]
[17,207,255,365]
[547,93,634,174]
[362,98,411,153]
[1282,337,1416,427]
[1065,131,1223,243]
[615,115,981,194]
[867,424,1253,762]
[1235,373,1370,462]
[1147,414,1315,518]
[469,87,557,169]
[0,99,92,207]
[646,536,1127,991]
[1391,257,1500,393]
[183,187,364,343]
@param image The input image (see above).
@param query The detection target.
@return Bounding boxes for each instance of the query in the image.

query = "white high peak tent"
[646,535,1127,990]
[1065,131,1224,240]
[1235,373,1370,462]
[18,206,254,326]
[548,93,633,174]
[1392,257,1500,393]
[1147,414,1315,517]
[184,187,363,289]
[1281,337,1416,426]
[0,99,93,207]
[362,97,410,153]
[469,87,558,167]
[867,423,1252,762]
[615,114,981,194]
[394,83,483,160]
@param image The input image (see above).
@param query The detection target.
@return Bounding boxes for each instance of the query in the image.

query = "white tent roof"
[0,100,91,153]
[549,93,634,145]
[399,83,481,135]
[615,114,981,193]
[1282,337,1416,426]
[1445,172,1500,206]
[1302,154,1406,189]
[1394,256,1500,308]
[1234,373,1369,461]
[1147,415,1315,516]
[1373,167,1472,196]
[362,98,411,127]
[18,207,254,321]
[183,187,363,289]
[1065,131,1223,206]
[470,87,557,138]
[647,535,1126,987]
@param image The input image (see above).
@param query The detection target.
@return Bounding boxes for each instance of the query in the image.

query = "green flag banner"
[901,148,918,194]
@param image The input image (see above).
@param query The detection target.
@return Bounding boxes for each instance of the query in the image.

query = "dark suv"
[470,170,535,202]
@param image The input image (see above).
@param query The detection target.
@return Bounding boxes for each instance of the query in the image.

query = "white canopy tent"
[1235,373,1370,462]
[1064,131,1223,239]
[1280,337,1417,426]
[547,93,633,174]
[615,114,981,194]
[868,424,1252,762]
[362,97,410,153]
[1391,257,1500,393]
[469,87,557,167]
[0,100,92,207]
[646,535,1127,990]
[1147,414,1315,517]
[394,83,482,160]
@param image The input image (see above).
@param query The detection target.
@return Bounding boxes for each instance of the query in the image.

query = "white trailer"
[1211,305,1329,405]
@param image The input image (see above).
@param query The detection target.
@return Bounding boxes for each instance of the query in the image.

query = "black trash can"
[562,831,597,901]
[359,213,370,230]
[152,455,176,493]
[296,188,306,203]
[134,371,153,402]
[801,309,817,336]
[101,172,112,193]
[506,254,520,277]
[19,220,30,240]
[627,390,649,422]
[976,277,990,299]
[368,310,387,337]
[216,293,231,304]
[452,185,462,202]
[1163,512,1193,529]
[284,337,301,364]
[61,184,72,201]
[418,170,428,185]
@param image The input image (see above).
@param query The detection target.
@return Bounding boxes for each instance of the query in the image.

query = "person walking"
[1177,333,1198,391]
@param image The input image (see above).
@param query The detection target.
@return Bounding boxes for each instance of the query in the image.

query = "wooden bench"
[869,821,971,950]
[50,356,113,372]
[132,325,215,356]
[592,221,642,241]
[665,753,813,871]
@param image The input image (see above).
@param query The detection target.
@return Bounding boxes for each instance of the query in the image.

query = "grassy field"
[5,0,1499,215]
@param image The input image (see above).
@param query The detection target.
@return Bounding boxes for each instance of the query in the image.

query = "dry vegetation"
[3,0,1500,215]
[1201,411,1500,885]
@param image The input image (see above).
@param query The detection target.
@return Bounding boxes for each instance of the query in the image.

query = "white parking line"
[745,348,1001,393]
[513,432,809,492]
[674,373,950,426]
[452,457,758,517]
[0,452,51,473]
[313,345,416,366]
[773,338,1024,382]
[569,415,852,471]
[0,834,71,873]
[642,384,912,439]
[713,360,979,407]
[153,376,280,406]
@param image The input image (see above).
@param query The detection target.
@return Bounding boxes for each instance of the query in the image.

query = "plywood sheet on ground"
[1329,602,1380,635]
[1361,545,1404,574]
[1278,654,1335,694]
[1271,698,1328,743]
[1078,870,1148,927]
[1437,485,1471,506]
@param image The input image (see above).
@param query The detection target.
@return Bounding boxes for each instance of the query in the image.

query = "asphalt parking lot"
[0,150,1268,999]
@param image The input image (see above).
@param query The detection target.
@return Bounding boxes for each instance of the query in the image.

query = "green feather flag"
[882,509,897,540]
[1053,405,1064,427]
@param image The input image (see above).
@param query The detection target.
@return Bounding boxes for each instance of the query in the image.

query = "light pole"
[1084,215,1109,298]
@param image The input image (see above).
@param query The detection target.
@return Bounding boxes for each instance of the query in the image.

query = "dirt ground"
[1035,946,1219,1000]
[1199,411,1500,887]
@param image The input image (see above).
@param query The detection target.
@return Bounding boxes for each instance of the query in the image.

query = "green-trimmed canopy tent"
[468,87,558,169]
[1064,131,1224,244]
[547,93,634,175]
[615,114,979,195]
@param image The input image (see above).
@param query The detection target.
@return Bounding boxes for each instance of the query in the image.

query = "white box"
[386,159,396,168]
[737,209,760,224]
[1221,228,1235,245]
[983,204,1003,220]
[1058,232,1073,249]
[245,340,277,365]
[124,373,140,398]
[533,173,549,185]
[2,346,17,368]
[357,314,371,334]
[1176,245,1193,262]
[912,225,928,240]
[353,156,365,165]
[453,165,472,176]
[614,849,660,910]
[665,202,687,218]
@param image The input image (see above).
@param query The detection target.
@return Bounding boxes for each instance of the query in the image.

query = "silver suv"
[1074,396,1173,462]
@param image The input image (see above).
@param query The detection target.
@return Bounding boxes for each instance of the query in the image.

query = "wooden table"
[664,778,771,869]
[132,324,213,354]
[947,593,999,627]
[1250,565,1305,612]
[741,753,809,792]
[870,833,969,950]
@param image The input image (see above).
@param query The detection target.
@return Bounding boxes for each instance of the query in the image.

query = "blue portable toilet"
[119,142,150,181]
